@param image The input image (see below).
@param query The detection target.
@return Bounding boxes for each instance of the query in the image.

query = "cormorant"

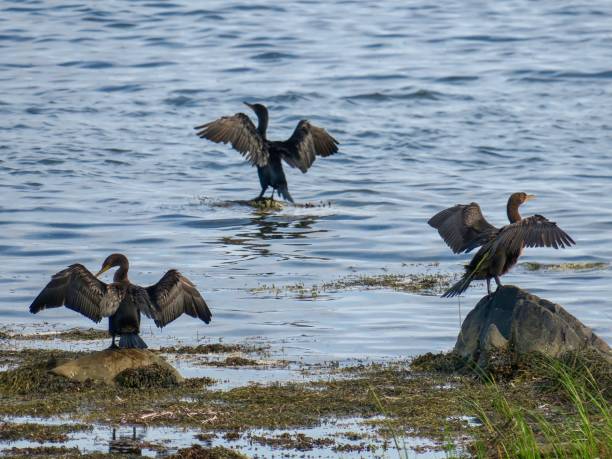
[428,193,575,297]
[29,253,211,348]
[194,102,339,203]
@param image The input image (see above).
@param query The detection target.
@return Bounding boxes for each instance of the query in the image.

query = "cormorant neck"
[256,109,268,139]
[507,200,522,223]
[113,260,129,283]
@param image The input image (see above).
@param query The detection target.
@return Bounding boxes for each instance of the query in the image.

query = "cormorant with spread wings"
[195,102,339,203]
[29,254,211,348]
[428,193,575,297]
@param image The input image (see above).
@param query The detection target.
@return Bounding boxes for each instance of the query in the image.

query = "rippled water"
[1,0,612,367]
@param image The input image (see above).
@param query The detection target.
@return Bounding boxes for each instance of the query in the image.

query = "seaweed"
[251,272,454,298]
[167,445,248,458]
[0,422,91,443]
[249,432,335,451]
[114,363,180,388]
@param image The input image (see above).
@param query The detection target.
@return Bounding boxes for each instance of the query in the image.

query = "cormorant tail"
[119,333,148,349]
[278,185,294,203]
[442,271,476,298]
[442,251,490,298]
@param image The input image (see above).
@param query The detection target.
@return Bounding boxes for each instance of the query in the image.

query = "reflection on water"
[109,427,141,456]
[214,204,329,263]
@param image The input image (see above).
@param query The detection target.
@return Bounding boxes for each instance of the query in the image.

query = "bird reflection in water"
[109,426,142,455]
[219,211,325,261]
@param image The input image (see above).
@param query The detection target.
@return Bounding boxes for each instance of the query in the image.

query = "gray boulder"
[455,285,611,367]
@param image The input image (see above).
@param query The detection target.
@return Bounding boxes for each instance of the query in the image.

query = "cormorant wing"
[280,120,339,173]
[29,264,122,322]
[144,270,211,328]
[194,113,268,167]
[428,203,498,253]
[494,215,575,253]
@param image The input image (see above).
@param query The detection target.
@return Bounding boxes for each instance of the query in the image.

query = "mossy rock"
[456,285,612,367]
[51,348,183,385]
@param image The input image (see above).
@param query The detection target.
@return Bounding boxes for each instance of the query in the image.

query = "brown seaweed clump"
[168,444,248,459]
[249,432,335,451]
[115,363,180,389]
[0,353,85,395]
[0,422,91,443]
[1,446,81,458]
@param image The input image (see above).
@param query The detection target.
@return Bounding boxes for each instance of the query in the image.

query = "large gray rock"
[52,348,183,385]
[455,285,611,366]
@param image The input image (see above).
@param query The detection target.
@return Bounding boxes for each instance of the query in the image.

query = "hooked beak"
[525,194,536,202]
[243,101,253,109]
[95,265,111,278]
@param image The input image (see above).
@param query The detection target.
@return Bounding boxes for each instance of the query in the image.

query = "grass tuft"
[468,355,611,458]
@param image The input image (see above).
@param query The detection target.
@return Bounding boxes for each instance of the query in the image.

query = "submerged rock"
[455,285,611,367]
[51,348,183,385]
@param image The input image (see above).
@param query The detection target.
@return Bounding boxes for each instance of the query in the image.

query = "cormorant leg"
[486,278,491,296]
[270,189,275,200]
[108,334,118,349]
[492,276,503,298]
[254,187,267,202]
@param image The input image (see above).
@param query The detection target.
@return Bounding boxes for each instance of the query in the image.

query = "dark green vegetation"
[0,346,609,458]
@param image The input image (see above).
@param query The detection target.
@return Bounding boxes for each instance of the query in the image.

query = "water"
[2,416,450,458]
[1,0,611,389]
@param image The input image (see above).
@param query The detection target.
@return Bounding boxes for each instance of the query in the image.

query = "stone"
[51,348,183,385]
[455,285,611,367]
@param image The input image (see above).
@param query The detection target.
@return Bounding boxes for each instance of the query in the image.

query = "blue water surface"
[0,0,611,363]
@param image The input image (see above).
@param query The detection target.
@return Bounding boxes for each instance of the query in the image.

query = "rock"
[51,348,183,385]
[455,285,612,367]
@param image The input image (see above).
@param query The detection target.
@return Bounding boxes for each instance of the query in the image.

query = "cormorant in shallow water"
[428,193,575,297]
[30,254,211,348]
[195,102,339,203]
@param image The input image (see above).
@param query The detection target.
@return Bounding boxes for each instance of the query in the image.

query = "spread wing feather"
[280,120,339,173]
[29,264,122,322]
[494,215,575,253]
[428,203,498,253]
[145,270,211,328]
[194,113,268,167]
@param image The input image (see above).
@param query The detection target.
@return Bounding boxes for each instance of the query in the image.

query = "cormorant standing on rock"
[30,253,211,348]
[428,193,575,297]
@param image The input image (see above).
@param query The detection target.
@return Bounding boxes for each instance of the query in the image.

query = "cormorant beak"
[525,194,536,202]
[95,265,111,278]
[243,101,253,109]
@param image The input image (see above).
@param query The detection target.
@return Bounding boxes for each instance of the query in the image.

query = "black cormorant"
[195,102,339,203]
[428,193,575,297]
[29,253,211,348]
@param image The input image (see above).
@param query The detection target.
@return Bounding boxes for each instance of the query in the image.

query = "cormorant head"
[509,192,536,207]
[96,253,129,277]
[243,102,268,119]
